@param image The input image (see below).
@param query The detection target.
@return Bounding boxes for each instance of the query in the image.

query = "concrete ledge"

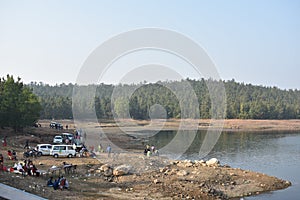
[0,183,47,200]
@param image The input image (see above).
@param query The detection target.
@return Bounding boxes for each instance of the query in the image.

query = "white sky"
[0,0,299,89]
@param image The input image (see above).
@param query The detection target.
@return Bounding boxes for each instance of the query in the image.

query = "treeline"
[29,79,300,120]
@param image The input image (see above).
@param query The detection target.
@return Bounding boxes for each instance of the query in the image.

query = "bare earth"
[1,119,298,200]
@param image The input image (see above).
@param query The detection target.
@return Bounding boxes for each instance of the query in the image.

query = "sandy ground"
[0,119,298,199]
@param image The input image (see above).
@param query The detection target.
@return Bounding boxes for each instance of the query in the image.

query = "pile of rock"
[89,164,132,178]
[171,158,220,168]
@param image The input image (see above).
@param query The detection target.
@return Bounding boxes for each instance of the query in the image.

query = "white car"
[62,133,73,143]
[53,135,63,144]
[50,145,76,158]
[36,144,52,156]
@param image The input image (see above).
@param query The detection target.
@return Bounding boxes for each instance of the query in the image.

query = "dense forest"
[29,79,300,120]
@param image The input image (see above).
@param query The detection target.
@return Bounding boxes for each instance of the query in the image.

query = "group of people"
[12,159,39,176]
[7,150,17,160]
[144,144,159,157]
[47,175,69,190]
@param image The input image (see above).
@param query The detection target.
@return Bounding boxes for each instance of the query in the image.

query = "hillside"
[29,79,300,120]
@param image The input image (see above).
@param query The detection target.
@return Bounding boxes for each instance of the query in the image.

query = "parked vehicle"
[36,144,52,156]
[53,135,63,144]
[23,149,40,158]
[61,133,73,143]
[50,145,76,158]
[50,122,63,129]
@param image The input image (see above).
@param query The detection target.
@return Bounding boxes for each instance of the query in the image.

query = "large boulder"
[113,165,132,176]
[99,164,111,172]
[103,168,113,177]
[206,158,219,166]
[99,164,113,176]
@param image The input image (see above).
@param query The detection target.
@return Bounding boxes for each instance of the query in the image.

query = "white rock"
[153,179,161,184]
[206,158,219,166]
[99,164,111,172]
[113,165,132,176]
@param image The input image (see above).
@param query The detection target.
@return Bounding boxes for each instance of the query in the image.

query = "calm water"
[147,130,300,200]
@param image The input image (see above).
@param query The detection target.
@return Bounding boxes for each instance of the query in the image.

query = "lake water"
[147,130,300,200]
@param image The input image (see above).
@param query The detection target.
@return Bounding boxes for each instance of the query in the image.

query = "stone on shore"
[206,158,219,166]
[113,165,132,176]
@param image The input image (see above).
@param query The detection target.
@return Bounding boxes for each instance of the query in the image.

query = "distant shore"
[39,119,300,132]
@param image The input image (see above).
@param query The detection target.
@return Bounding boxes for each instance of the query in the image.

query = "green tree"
[0,75,41,131]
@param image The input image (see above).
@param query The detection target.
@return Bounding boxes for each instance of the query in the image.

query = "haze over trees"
[0,75,41,131]
[29,79,300,120]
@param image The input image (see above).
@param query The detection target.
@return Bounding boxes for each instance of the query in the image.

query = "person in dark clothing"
[47,177,54,187]
[24,140,29,149]
[12,150,17,160]
[53,177,60,190]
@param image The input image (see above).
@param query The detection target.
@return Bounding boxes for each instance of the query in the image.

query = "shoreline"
[38,119,300,132]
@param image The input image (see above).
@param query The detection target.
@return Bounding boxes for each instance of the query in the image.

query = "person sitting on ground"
[0,154,3,163]
[12,150,17,161]
[53,178,60,190]
[7,150,13,160]
[59,176,66,190]
[13,162,18,170]
[64,178,69,189]
[151,145,155,153]
[16,162,24,174]
[23,159,29,175]
[29,160,37,176]
[147,149,152,157]
[154,149,159,156]
[47,176,54,187]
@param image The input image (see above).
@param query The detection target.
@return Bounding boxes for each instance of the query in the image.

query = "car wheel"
[68,154,72,158]
[54,154,58,158]
[37,152,42,157]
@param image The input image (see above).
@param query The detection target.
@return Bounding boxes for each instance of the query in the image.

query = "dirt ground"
[0,119,297,199]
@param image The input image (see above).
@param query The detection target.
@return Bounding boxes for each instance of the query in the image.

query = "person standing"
[106,144,111,158]
[98,143,103,152]
[24,140,29,149]
[2,136,7,147]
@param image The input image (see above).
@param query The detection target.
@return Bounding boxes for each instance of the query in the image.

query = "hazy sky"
[0,0,299,89]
